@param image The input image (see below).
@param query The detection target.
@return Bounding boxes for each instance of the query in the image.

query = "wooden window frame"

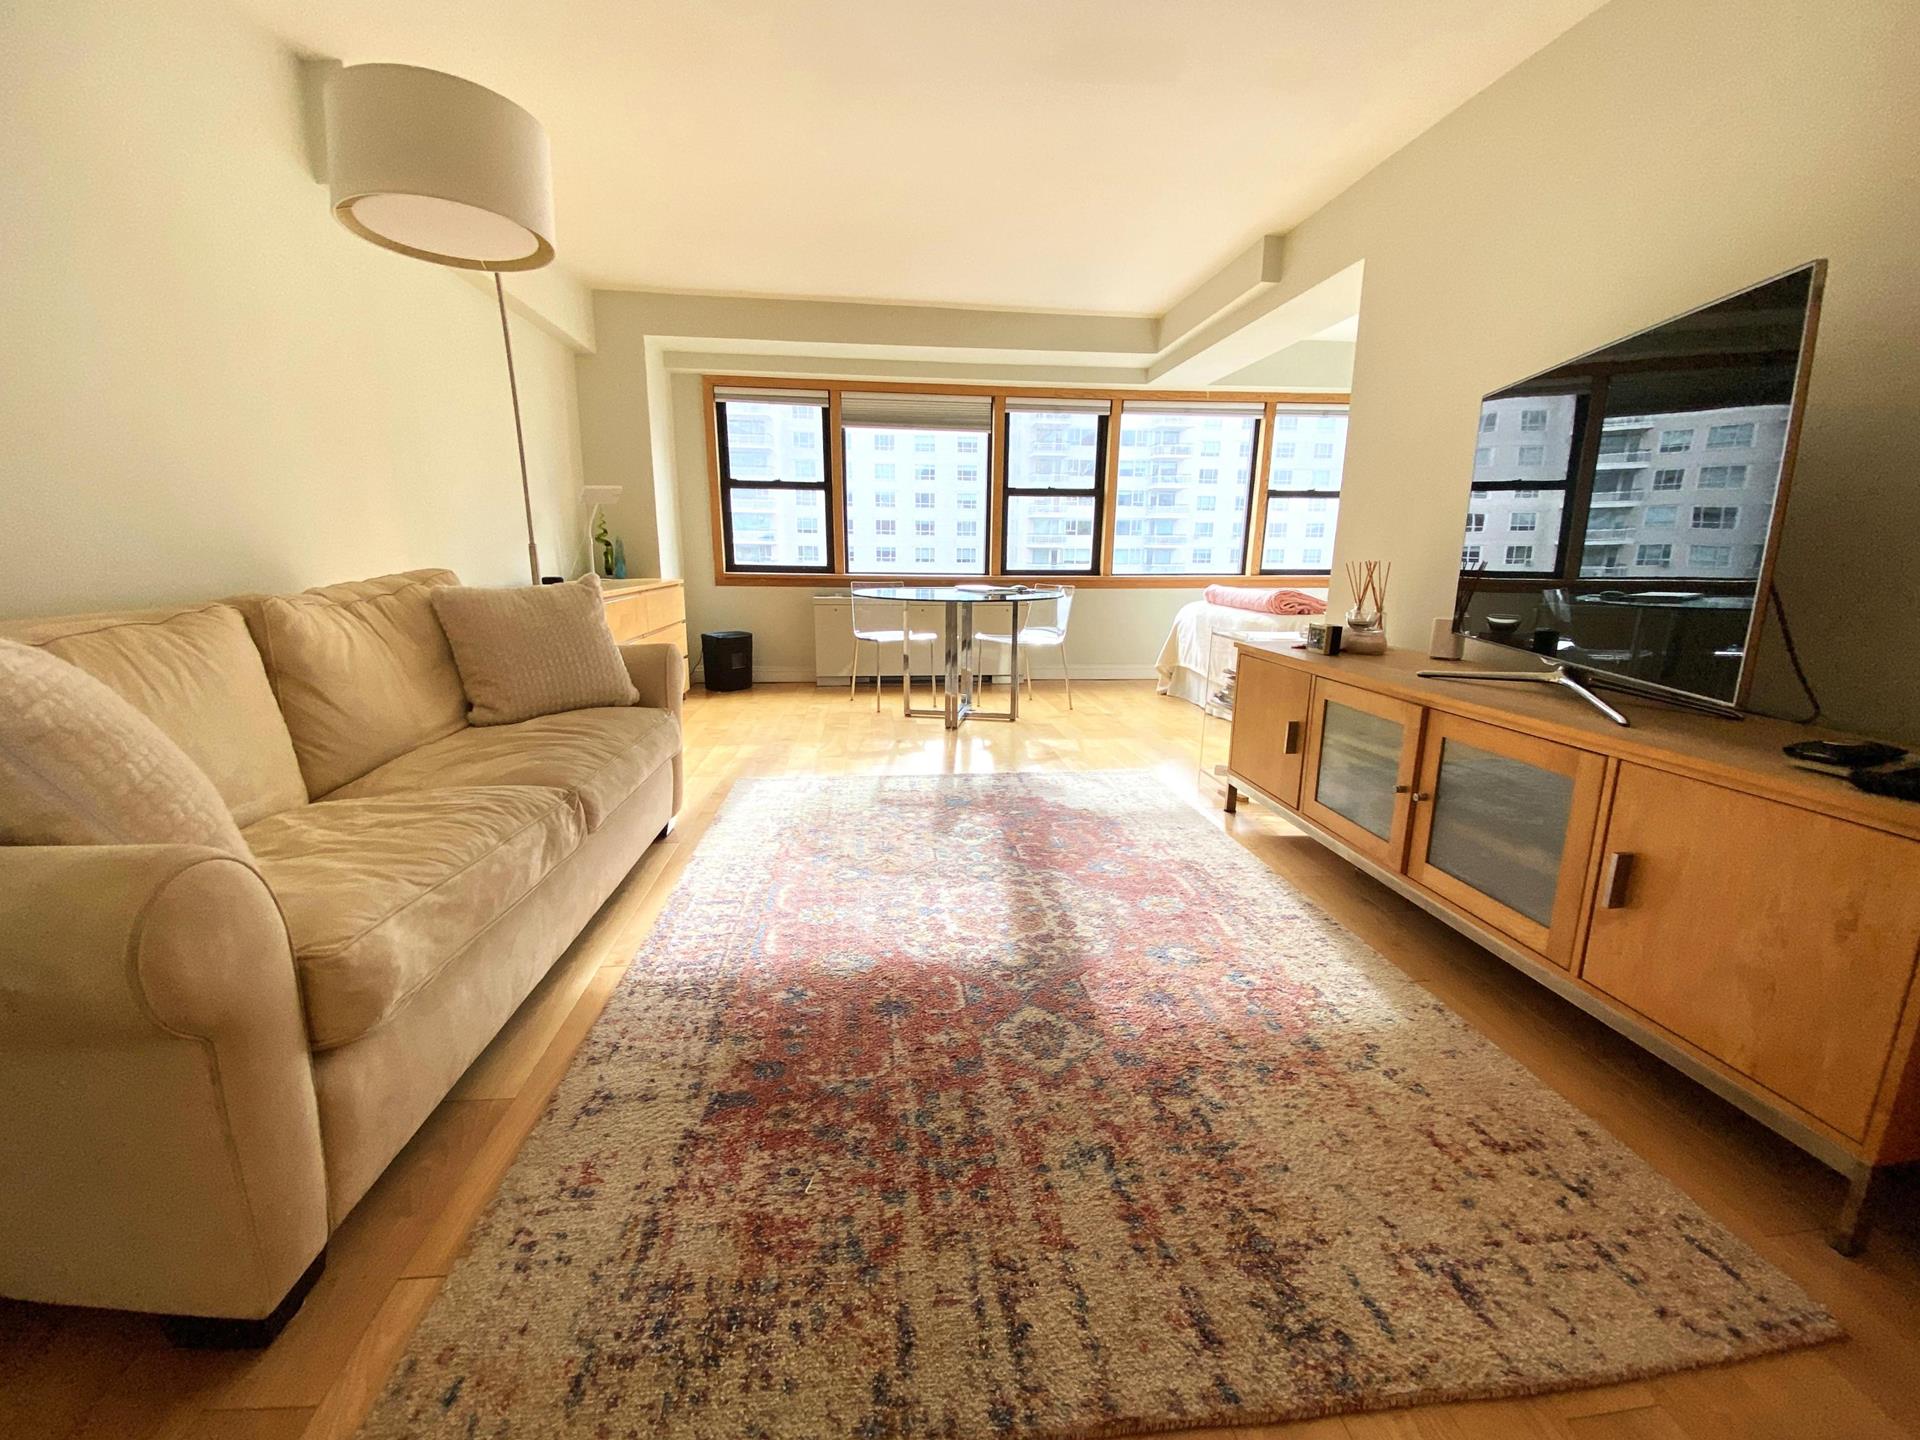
[712,393,835,575]
[703,376,1350,588]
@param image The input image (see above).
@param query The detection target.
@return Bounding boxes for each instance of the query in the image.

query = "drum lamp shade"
[323,63,554,271]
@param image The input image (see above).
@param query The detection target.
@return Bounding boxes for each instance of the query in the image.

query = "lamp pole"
[493,272,542,585]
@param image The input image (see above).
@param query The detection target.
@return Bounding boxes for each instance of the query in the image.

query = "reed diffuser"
[1343,559,1390,655]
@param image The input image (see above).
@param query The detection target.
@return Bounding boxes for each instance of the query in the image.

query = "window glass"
[716,397,831,571]
[1003,408,1104,574]
[1260,406,1347,573]
[1113,408,1260,576]
[844,421,989,575]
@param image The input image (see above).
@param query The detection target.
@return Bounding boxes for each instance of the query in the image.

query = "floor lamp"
[321,63,557,584]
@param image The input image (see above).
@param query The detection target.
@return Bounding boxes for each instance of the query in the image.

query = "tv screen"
[1452,262,1824,710]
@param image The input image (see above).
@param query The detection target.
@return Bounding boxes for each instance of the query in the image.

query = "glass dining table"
[852,585,1066,730]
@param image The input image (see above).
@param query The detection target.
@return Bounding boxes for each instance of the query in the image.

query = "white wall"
[0,0,593,618]
[1291,0,1918,738]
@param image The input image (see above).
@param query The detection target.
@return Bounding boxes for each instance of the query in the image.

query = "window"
[1002,402,1106,574]
[1462,544,1482,565]
[1194,521,1214,538]
[956,547,977,565]
[1645,504,1678,527]
[1480,412,1497,433]
[1505,544,1533,566]
[714,391,832,572]
[841,391,992,574]
[1275,444,1295,460]
[1464,512,1485,532]
[1201,439,1221,456]
[1707,422,1755,449]
[1518,445,1545,465]
[874,519,896,537]
[1474,447,1493,467]
[1689,544,1732,567]
[1653,468,1684,491]
[1115,404,1262,576]
[1698,464,1747,488]
[1660,428,1693,453]
[956,437,980,454]
[1692,505,1740,529]
[1636,543,1673,568]
[873,463,895,481]
[1261,406,1347,573]
[956,519,979,538]
[1520,408,1548,431]
[1198,467,1220,481]
[1510,512,1537,532]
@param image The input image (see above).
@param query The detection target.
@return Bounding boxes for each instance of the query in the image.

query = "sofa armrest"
[619,640,683,720]
[0,845,328,1319]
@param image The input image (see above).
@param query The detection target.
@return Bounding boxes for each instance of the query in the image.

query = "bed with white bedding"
[1154,597,1324,707]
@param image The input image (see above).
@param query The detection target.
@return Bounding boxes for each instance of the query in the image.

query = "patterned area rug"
[359,772,1837,1439]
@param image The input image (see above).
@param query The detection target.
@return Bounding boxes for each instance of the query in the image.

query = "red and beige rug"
[358,772,1836,1439]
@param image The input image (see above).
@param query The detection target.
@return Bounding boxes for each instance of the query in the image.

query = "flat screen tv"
[1442,261,1825,723]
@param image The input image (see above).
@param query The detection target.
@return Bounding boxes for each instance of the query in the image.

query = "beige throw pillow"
[430,575,638,727]
[0,638,250,855]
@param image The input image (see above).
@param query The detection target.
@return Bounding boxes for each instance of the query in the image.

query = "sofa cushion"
[328,707,679,832]
[0,603,306,826]
[246,786,583,1049]
[235,570,469,799]
[0,639,250,855]
[430,574,637,726]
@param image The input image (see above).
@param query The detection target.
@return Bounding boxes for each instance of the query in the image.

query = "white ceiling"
[240,0,1604,314]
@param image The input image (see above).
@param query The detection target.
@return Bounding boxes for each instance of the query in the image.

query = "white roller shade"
[841,392,992,431]
[1006,396,1112,415]
[1121,399,1265,415]
[715,386,829,405]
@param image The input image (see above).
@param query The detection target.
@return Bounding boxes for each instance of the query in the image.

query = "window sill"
[712,572,1331,590]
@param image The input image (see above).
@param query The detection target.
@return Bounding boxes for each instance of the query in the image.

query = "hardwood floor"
[4,680,1916,1440]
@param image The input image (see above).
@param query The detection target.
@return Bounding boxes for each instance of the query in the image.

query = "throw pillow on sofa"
[430,574,638,727]
[0,638,249,855]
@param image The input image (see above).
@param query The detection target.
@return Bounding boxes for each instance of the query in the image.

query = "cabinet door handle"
[1412,792,1432,803]
[1393,784,1412,794]
[1283,720,1302,755]
[1600,851,1635,909]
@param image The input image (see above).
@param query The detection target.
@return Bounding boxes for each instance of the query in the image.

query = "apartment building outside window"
[713,389,832,572]
[842,391,991,575]
[1113,404,1261,576]
[709,381,1350,581]
[1260,406,1347,574]
[1002,399,1105,575]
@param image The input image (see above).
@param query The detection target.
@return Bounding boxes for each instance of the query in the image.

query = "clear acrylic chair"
[849,593,939,712]
[974,586,1075,709]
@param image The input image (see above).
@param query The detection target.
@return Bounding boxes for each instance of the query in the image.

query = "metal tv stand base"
[1413,663,1630,726]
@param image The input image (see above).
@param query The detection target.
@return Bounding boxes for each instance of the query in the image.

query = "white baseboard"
[692,664,1161,687]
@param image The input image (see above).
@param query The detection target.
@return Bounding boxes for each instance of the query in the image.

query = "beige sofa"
[0,569,681,1335]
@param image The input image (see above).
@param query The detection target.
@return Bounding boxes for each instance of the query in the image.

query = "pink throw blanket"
[1203,585,1326,616]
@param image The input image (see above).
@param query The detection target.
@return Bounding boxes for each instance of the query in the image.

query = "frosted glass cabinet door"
[1300,680,1422,869]
[1407,713,1606,966]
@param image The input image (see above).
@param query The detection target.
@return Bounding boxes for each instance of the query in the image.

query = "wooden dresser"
[601,579,689,695]
[1224,640,1920,1251]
